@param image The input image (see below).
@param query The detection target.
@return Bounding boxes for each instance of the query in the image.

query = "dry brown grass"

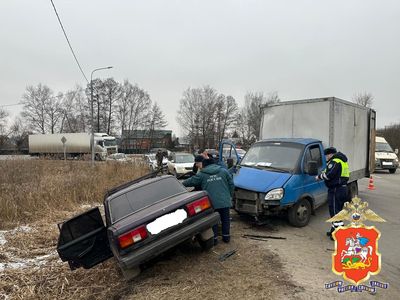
[0,160,148,229]
[0,159,300,300]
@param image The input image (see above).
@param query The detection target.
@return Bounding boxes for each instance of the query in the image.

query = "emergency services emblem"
[325,197,389,293]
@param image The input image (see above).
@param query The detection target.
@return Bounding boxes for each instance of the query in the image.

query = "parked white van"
[375,136,399,173]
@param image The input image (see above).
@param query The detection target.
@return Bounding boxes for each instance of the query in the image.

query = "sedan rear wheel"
[198,237,214,251]
[120,266,141,281]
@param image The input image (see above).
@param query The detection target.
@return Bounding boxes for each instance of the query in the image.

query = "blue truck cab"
[231,138,329,227]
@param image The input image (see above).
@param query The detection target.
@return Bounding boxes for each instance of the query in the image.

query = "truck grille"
[234,188,260,215]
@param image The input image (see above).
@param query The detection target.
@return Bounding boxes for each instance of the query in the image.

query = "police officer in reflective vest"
[315,147,349,240]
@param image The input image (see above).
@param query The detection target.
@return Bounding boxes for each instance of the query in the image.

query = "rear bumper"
[118,212,220,269]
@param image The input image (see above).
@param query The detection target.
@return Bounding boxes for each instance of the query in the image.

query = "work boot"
[222,235,230,243]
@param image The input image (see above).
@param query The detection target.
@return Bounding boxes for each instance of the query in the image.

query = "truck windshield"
[240,142,303,171]
[104,140,117,147]
[376,142,393,152]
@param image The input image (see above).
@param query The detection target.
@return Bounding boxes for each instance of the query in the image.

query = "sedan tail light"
[186,196,211,217]
[118,226,148,249]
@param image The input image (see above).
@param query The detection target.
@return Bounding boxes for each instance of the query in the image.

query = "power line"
[50,0,89,83]
[0,103,23,108]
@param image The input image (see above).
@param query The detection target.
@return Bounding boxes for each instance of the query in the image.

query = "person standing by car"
[315,147,349,240]
[192,149,214,174]
[182,158,234,245]
[155,149,164,170]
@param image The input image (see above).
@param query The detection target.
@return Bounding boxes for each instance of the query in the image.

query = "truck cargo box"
[260,97,376,181]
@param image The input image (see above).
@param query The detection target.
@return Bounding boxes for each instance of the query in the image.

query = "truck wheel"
[288,198,311,227]
[389,168,396,174]
[120,266,141,281]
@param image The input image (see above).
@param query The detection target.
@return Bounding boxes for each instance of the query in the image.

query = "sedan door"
[57,207,113,270]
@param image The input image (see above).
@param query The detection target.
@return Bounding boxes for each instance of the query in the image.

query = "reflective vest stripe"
[332,158,350,178]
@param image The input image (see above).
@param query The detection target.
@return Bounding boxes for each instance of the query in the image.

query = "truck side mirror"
[227,158,234,169]
[307,161,318,176]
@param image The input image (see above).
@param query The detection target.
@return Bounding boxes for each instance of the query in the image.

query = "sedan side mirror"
[307,161,318,176]
[395,149,399,155]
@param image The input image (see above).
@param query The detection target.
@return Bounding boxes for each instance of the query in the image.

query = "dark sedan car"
[56,174,220,280]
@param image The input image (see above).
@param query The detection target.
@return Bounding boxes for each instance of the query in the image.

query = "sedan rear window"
[109,177,187,223]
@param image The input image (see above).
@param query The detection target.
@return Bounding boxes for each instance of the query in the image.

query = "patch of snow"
[80,204,93,210]
[0,231,7,246]
[14,225,32,233]
[0,225,33,246]
[0,251,58,272]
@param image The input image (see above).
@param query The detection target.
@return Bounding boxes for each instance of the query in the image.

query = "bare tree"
[146,102,168,149]
[353,92,373,108]
[267,91,281,103]
[235,91,280,147]
[243,92,266,141]
[0,108,9,135]
[214,95,238,144]
[377,123,400,153]
[177,86,219,148]
[117,80,152,136]
[102,78,120,135]
[45,92,64,134]
[21,84,54,134]
[59,86,88,133]
[9,116,31,152]
[177,86,239,149]
[59,86,87,133]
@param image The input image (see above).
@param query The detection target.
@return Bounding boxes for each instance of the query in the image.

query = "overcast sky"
[1,0,399,136]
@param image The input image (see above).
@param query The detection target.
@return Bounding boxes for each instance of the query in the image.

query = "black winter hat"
[324,147,337,155]
[194,155,204,163]
[202,158,213,167]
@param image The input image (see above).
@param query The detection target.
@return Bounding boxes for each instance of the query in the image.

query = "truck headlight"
[265,188,284,200]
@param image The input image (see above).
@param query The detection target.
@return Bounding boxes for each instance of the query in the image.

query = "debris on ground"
[242,234,287,241]
[218,249,237,261]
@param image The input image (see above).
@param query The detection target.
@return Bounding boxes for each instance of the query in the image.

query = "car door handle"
[77,237,96,258]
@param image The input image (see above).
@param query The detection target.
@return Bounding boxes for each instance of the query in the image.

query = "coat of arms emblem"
[325,197,389,293]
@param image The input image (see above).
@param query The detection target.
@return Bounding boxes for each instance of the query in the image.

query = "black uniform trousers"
[328,185,348,233]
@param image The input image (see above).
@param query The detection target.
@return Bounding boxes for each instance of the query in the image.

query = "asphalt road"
[357,170,400,288]
[306,170,400,295]
[249,169,400,299]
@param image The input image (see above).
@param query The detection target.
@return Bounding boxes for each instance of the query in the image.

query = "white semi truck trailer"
[29,133,118,160]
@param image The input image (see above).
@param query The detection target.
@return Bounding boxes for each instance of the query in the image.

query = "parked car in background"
[107,153,131,162]
[205,149,218,158]
[56,175,220,280]
[375,136,399,173]
[144,153,168,171]
[236,148,247,160]
[167,152,194,177]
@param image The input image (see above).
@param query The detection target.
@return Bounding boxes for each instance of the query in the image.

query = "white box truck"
[29,133,118,160]
[232,97,376,226]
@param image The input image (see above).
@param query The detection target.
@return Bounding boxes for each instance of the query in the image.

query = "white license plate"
[146,209,187,235]
[382,162,393,166]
